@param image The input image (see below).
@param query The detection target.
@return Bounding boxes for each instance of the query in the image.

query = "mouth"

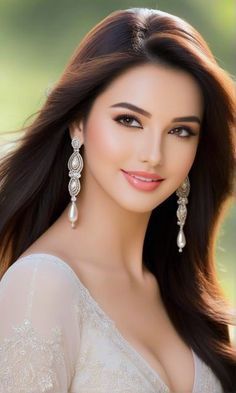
[121,169,164,191]
[121,169,164,180]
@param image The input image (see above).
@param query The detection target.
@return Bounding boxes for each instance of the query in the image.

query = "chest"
[78,272,195,393]
[108,294,194,392]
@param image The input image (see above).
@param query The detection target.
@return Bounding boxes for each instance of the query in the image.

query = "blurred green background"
[0,0,235,341]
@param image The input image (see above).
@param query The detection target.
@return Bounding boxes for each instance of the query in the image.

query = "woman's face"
[70,62,203,213]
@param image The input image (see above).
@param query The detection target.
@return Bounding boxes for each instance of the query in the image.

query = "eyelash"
[114,113,198,138]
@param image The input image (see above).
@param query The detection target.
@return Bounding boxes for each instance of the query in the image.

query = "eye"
[114,114,142,128]
[169,126,198,138]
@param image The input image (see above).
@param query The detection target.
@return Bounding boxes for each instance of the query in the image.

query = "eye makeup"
[113,113,199,138]
[114,113,142,128]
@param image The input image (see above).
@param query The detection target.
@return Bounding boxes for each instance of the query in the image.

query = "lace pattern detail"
[74,344,155,393]
[70,259,223,393]
[9,254,224,393]
[0,319,65,393]
[72,276,169,392]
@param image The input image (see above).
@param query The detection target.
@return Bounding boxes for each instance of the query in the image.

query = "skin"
[21,62,204,392]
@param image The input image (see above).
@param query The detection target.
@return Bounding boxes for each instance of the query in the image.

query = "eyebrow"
[110,102,201,125]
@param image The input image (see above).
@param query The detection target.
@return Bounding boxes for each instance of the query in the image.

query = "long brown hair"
[0,8,235,391]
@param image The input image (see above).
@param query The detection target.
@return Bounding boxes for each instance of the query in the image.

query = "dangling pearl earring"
[176,176,190,252]
[68,137,83,228]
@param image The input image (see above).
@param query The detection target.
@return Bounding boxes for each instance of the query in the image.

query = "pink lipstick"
[121,169,164,191]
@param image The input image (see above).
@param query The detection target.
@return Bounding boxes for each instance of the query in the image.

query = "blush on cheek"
[86,118,127,163]
[169,148,197,183]
[174,142,197,163]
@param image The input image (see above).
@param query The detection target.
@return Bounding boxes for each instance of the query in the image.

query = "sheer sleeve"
[0,256,81,393]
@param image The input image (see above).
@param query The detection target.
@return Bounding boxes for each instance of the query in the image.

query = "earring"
[68,137,83,228]
[176,176,190,252]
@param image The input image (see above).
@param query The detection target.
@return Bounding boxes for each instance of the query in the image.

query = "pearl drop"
[68,201,78,224]
[177,229,186,249]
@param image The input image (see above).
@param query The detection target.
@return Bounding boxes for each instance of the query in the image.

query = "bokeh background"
[1,0,235,342]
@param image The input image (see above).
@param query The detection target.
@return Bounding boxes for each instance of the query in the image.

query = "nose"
[139,131,163,166]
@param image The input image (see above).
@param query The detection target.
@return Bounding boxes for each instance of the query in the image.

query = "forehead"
[96,63,204,119]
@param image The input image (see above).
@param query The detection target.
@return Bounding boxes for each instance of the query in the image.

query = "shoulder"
[2,253,77,284]
[0,253,81,305]
[0,253,85,335]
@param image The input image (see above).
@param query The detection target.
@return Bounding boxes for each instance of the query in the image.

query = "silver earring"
[68,137,83,228]
[176,176,190,252]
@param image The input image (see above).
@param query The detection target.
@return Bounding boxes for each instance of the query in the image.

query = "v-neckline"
[17,252,198,393]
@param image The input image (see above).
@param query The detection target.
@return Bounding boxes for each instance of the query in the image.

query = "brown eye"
[114,114,142,128]
[169,126,197,138]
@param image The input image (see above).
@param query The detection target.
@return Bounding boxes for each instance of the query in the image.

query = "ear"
[68,118,85,146]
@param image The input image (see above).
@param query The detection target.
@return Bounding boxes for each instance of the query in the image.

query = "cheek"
[168,139,199,177]
[169,139,198,171]
[85,117,129,166]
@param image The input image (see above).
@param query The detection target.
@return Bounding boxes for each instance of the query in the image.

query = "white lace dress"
[0,253,223,393]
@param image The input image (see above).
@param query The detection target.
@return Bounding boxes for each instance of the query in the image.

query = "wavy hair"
[0,8,235,391]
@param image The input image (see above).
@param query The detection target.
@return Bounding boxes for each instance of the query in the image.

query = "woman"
[0,7,235,393]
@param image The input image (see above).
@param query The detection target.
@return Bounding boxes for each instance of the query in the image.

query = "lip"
[121,169,164,191]
[122,169,164,180]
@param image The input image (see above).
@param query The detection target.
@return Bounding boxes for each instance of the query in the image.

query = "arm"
[0,256,80,393]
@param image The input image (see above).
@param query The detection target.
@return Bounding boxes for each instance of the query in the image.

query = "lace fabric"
[0,253,224,392]
[0,319,64,392]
